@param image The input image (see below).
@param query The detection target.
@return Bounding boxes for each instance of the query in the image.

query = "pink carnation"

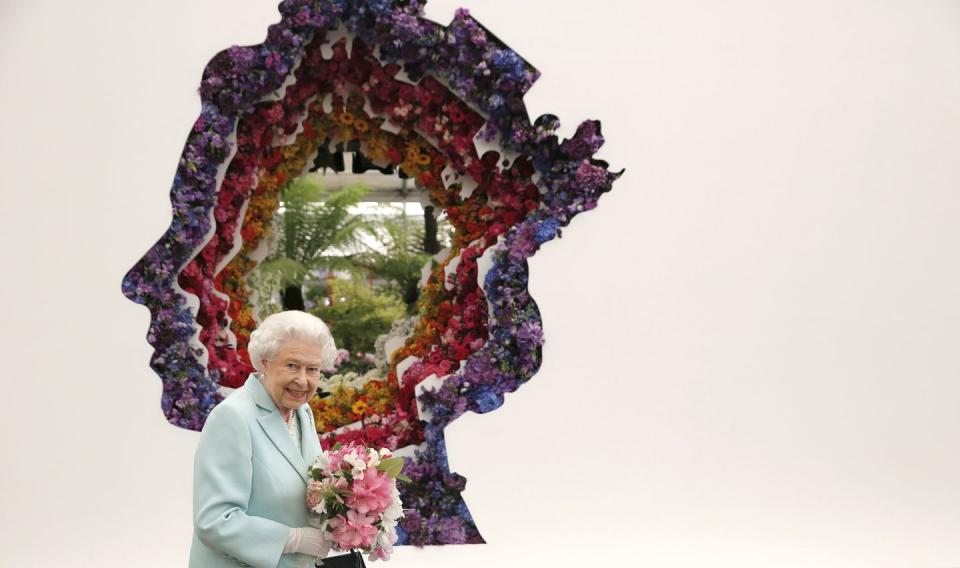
[305,481,324,511]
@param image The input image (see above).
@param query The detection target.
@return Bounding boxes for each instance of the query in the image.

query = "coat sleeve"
[193,402,291,568]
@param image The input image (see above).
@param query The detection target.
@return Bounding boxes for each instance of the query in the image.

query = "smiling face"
[259,336,325,415]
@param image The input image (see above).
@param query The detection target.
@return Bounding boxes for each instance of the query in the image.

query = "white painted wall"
[2,1,959,566]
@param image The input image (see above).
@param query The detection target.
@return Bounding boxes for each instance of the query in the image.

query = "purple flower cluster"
[121,0,620,543]
[121,101,239,429]
[411,120,619,541]
[397,442,483,546]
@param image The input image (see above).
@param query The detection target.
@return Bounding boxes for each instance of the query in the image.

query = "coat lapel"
[298,405,320,469]
[245,373,309,484]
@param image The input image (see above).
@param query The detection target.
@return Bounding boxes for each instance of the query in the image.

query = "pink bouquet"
[306,442,409,562]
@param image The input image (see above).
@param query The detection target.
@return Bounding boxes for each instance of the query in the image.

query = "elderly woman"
[189,310,338,568]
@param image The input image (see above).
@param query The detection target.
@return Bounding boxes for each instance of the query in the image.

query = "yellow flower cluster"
[308,376,399,433]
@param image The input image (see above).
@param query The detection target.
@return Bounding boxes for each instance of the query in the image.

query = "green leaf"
[332,442,342,452]
[377,456,405,478]
[396,473,412,483]
[256,257,308,288]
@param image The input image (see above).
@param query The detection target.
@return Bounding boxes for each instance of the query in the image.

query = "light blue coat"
[189,373,324,568]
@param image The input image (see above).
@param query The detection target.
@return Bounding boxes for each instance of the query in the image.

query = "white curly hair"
[247,310,338,372]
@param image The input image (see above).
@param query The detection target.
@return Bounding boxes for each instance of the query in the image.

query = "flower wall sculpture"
[122,0,620,546]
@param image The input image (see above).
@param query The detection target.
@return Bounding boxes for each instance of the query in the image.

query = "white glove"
[283,527,332,558]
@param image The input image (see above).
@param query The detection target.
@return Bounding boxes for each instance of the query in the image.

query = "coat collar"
[244,373,310,484]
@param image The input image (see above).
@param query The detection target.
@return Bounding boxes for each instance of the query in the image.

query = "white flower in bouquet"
[379,485,403,528]
[366,448,381,468]
[343,451,368,479]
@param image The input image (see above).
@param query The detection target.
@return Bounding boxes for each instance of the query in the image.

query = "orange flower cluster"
[308,376,399,433]
[391,263,458,369]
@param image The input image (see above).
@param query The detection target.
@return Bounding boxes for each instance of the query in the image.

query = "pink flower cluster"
[306,442,405,562]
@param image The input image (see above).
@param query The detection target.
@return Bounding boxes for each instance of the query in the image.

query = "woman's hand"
[283,526,332,558]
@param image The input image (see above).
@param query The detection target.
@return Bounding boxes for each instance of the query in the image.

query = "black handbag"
[316,549,366,568]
